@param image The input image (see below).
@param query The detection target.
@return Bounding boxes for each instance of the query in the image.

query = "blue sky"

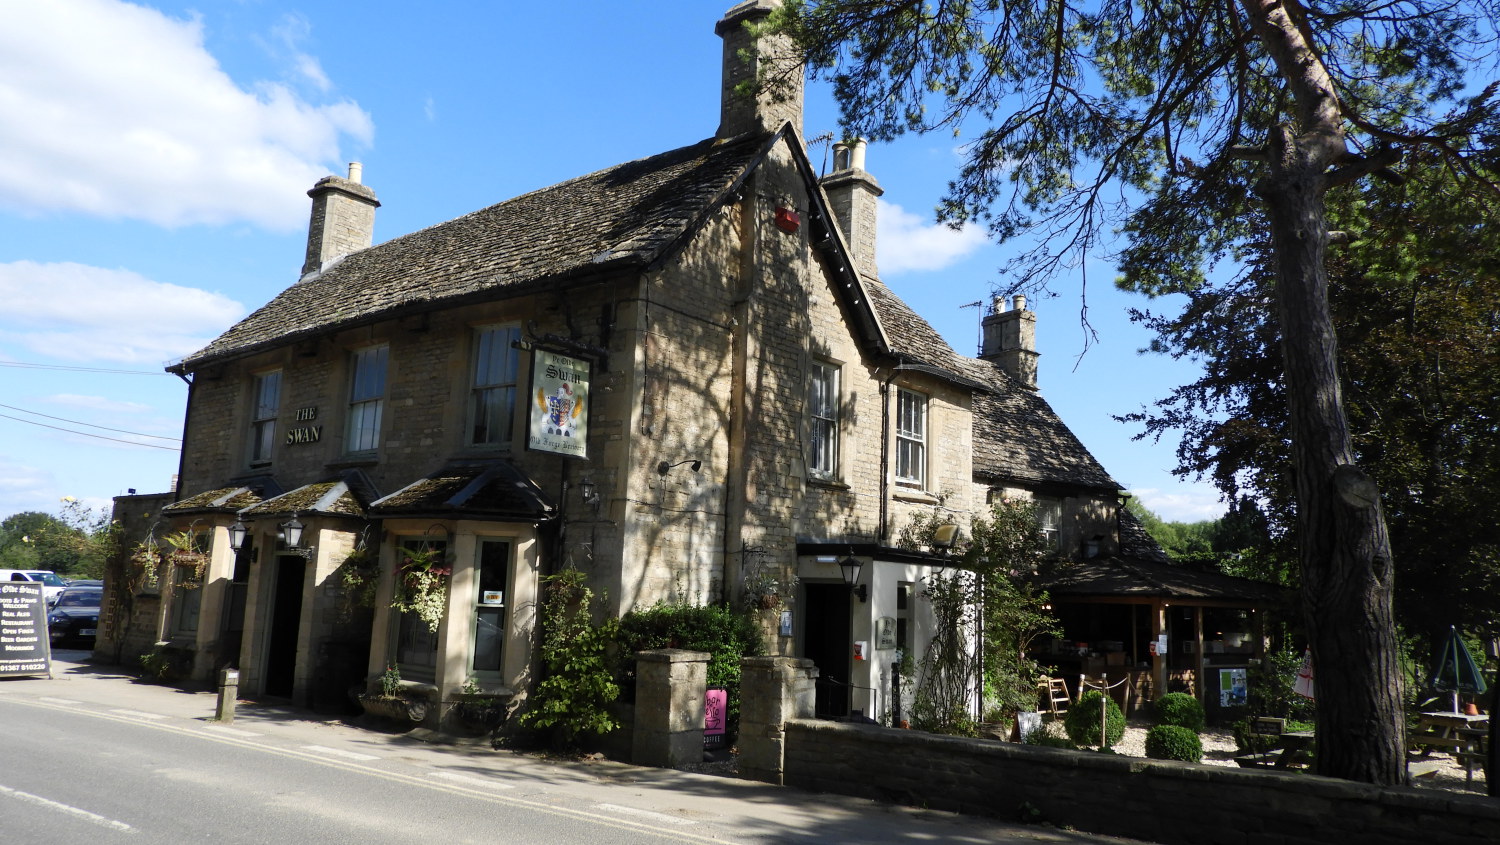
[0,0,1223,524]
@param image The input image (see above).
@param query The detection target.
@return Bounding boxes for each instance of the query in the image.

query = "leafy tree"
[1124,149,1500,656]
[762,0,1500,783]
[0,502,114,578]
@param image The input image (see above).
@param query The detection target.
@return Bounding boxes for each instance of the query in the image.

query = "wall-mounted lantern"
[839,553,868,603]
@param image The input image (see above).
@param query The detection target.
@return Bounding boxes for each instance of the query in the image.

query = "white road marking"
[594,803,697,826]
[202,725,262,738]
[0,783,133,831]
[109,709,166,720]
[433,771,516,790]
[302,745,379,761]
[38,697,82,705]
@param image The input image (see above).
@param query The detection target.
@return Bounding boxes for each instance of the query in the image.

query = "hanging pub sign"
[527,349,590,459]
[0,582,51,678]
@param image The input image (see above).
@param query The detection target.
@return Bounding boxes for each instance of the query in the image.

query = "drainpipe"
[171,372,193,504]
[722,191,755,608]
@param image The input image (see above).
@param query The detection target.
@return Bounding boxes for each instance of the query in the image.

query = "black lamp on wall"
[227,519,248,552]
[839,553,868,603]
[279,513,315,559]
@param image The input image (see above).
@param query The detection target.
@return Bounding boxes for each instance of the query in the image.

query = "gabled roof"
[163,486,263,515]
[968,368,1119,491]
[862,274,1117,491]
[370,461,554,522]
[175,132,785,371]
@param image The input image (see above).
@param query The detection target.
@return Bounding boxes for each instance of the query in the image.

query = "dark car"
[47,587,102,646]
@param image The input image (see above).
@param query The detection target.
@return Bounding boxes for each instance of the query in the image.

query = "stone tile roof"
[370,461,554,521]
[1035,555,1282,603]
[242,479,369,518]
[969,374,1118,491]
[176,133,775,371]
[864,276,1117,491]
[163,486,263,514]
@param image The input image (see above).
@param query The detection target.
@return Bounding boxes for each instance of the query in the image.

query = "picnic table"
[1235,730,1315,770]
[1412,711,1489,783]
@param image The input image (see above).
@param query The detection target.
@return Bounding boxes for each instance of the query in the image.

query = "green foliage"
[1064,691,1125,748]
[1023,730,1076,750]
[615,601,764,735]
[1152,692,1205,733]
[520,570,620,749]
[2,501,116,579]
[900,501,1060,730]
[390,543,449,633]
[1145,725,1204,763]
[1246,649,1317,723]
[379,663,402,698]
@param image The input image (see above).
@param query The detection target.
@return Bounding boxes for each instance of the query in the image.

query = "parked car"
[0,569,69,605]
[47,586,102,646]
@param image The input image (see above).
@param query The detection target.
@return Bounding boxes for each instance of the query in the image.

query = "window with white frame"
[471,539,511,674]
[895,388,927,487]
[249,370,281,465]
[345,345,388,453]
[808,359,839,478]
[469,326,521,447]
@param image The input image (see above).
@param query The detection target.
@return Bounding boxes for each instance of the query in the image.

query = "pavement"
[1,650,1144,844]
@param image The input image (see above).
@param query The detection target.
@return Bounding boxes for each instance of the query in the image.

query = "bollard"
[216,668,239,724]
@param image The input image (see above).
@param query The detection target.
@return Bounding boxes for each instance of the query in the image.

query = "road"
[0,652,1141,844]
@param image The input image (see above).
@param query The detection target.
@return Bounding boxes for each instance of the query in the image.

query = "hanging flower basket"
[390,545,450,632]
[337,547,379,618]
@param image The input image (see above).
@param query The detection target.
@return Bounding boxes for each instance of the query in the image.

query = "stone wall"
[781,719,1500,845]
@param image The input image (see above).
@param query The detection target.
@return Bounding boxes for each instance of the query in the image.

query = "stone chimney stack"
[980,295,1040,388]
[716,0,803,138]
[819,139,883,277]
[302,162,379,277]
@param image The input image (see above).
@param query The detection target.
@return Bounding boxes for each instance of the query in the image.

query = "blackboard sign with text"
[0,582,51,678]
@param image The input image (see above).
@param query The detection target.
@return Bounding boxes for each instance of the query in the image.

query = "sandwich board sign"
[0,582,51,678]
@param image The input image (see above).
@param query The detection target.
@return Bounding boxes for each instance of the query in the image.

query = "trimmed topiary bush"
[1064,690,1125,747]
[1145,724,1204,762]
[1153,692,1205,732]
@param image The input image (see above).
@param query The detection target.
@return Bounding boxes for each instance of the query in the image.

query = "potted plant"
[162,530,208,586]
[447,680,507,735]
[390,545,450,632]
[356,663,428,725]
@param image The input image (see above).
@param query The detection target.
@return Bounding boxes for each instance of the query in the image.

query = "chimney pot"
[849,139,867,171]
[347,162,362,184]
[833,142,851,172]
[1013,294,1027,312]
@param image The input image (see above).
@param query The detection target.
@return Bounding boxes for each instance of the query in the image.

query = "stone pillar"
[632,649,711,768]
[738,655,817,784]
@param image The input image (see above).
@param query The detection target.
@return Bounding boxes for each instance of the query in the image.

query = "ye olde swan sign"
[528,350,589,459]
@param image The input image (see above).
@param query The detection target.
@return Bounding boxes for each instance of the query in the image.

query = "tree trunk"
[1260,126,1405,786]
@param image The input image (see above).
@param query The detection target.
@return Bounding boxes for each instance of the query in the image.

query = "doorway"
[802,582,852,719]
[263,555,305,698]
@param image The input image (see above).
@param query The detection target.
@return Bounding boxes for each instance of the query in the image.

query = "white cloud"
[0,0,373,231]
[874,199,989,275]
[1132,485,1227,523]
[0,261,244,364]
